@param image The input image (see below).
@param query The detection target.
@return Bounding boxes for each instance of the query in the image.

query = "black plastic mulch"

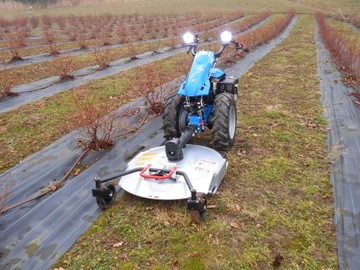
[316,23,360,269]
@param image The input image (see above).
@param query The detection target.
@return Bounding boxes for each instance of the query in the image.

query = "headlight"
[183,32,194,44]
[220,31,232,43]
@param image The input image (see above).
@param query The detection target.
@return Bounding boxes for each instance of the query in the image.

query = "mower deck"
[120,144,227,200]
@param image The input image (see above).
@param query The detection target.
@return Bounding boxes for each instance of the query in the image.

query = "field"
[1,0,360,269]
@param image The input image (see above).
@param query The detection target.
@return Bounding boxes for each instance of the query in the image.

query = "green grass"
[54,14,337,270]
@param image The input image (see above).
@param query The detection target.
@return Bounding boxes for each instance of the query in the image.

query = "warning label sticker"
[135,152,158,166]
[194,159,216,173]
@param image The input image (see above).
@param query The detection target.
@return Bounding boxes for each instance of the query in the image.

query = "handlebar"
[186,37,248,58]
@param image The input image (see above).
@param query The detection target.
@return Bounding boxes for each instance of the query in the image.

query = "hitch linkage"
[165,125,197,161]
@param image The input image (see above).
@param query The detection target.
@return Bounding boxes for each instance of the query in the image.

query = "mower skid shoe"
[187,190,207,223]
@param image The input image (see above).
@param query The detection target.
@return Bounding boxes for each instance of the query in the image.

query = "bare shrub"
[126,42,143,61]
[0,176,11,218]
[96,29,112,46]
[117,25,128,44]
[13,16,28,29]
[29,15,39,29]
[6,29,27,62]
[54,15,67,30]
[68,27,78,41]
[0,68,19,99]
[41,15,53,29]
[148,39,163,54]
[93,47,116,70]
[54,56,75,81]
[43,28,60,55]
[0,17,10,31]
[167,36,180,49]
[217,45,246,69]
[70,89,124,151]
[76,32,89,50]
[131,64,167,115]
[200,29,215,42]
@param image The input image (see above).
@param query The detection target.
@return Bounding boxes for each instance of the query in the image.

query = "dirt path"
[0,17,297,270]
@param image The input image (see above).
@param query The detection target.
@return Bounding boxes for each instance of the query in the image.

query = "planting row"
[0,12,217,32]
[0,12,243,58]
[0,11,270,63]
[316,12,360,92]
[0,14,241,61]
[0,10,295,174]
[0,11,272,98]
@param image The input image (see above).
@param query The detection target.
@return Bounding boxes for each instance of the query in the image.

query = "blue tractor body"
[177,50,228,133]
[162,31,245,151]
[178,51,215,97]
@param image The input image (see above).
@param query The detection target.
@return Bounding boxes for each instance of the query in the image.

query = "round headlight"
[183,32,194,44]
[220,31,232,43]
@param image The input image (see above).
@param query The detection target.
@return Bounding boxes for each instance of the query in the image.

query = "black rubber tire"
[212,92,237,151]
[162,94,188,140]
[96,183,116,210]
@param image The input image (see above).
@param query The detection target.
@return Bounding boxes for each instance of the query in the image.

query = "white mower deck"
[120,144,227,200]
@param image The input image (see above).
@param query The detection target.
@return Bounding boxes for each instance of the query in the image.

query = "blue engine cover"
[178,50,215,97]
[210,68,225,80]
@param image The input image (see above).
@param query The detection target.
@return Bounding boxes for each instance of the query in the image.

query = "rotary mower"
[92,31,247,223]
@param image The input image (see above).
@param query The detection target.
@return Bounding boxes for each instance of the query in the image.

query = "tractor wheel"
[212,92,237,151]
[162,94,188,140]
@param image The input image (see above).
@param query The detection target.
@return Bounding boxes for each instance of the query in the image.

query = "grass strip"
[328,18,360,46]
[54,15,337,270]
